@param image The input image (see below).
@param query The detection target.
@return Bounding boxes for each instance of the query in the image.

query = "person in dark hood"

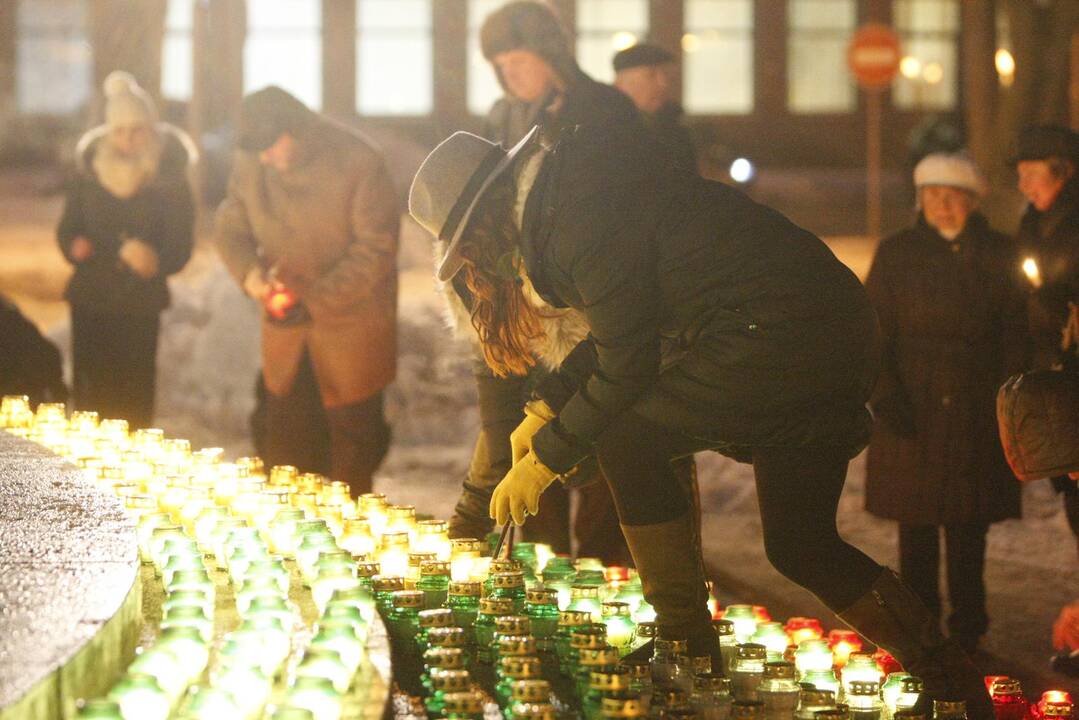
[864,152,1029,654]
[409,122,994,713]
[57,71,196,428]
[613,43,697,173]
[443,0,653,563]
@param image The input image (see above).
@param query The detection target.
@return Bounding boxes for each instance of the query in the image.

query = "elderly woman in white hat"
[56,71,196,428]
[864,152,1029,654]
[410,125,994,711]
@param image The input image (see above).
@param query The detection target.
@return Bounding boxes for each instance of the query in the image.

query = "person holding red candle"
[215,87,399,497]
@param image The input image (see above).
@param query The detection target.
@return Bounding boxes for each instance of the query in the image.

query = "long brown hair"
[458,174,545,378]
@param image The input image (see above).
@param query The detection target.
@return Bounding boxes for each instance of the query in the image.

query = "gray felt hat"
[409,126,539,282]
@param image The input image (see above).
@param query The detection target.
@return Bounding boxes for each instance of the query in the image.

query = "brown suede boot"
[838,568,993,719]
[621,515,720,665]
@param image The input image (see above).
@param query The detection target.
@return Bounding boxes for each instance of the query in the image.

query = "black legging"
[594,410,882,611]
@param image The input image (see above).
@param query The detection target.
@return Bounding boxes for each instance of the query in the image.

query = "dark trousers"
[261,352,390,497]
[898,522,990,640]
[71,307,158,428]
[593,410,882,611]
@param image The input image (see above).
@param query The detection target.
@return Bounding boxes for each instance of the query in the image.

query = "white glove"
[119,239,159,280]
[243,267,270,301]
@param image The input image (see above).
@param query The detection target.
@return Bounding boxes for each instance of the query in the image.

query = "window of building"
[357,0,433,116]
[244,0,322,110]
[467,0,506,116]
[787,0,856,113]
[892,0,959,111]
[576,0,649,84]
[161,0,195,101]
[683,0,754,115]
[16,0,91,115]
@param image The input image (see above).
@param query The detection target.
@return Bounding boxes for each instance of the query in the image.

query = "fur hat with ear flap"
[103,71,157,128]
[913,152,987,197]
[480,1,578,89]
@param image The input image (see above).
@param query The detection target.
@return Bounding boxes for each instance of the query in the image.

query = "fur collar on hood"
[75,122,197,197]
[436,240,590,371]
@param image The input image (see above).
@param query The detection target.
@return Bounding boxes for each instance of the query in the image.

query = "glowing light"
[612,31,637,51]
[995,49,1016,85]
[682,33,700,54]
[922,62,944,85]
[899,56,922,79]
[729,158,755,184]
[1023,257,1042,288]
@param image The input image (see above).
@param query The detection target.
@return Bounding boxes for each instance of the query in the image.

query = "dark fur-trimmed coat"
[865,214,1029,525]
[57,124,196,315]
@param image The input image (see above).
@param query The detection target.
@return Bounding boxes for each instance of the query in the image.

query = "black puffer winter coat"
[521,125,879,473]
[57,125,196,316]
[864,214,1028,525]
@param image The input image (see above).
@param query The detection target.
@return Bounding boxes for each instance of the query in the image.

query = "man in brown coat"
[215,87,399,496]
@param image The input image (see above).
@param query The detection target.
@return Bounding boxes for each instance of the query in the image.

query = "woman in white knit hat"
[56,71,197,428]
[864,151,1029,653]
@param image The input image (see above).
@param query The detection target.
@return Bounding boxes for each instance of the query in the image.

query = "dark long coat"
[1016,178,1079,370]
[512,125,878,474]
[864,214,1028,525]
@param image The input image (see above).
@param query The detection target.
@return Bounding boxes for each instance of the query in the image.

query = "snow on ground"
[2,182,1076,696]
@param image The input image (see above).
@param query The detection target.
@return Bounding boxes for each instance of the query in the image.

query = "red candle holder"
[784,617,824,644]
[827,629,863,669]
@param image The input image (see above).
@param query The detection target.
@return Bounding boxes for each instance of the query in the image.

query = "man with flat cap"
[214,86,399,496]
[613,43,696,173]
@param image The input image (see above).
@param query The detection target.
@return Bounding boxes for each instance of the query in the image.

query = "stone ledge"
[0,431,140,720]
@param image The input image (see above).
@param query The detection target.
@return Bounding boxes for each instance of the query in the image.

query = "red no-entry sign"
[848,23,902,89]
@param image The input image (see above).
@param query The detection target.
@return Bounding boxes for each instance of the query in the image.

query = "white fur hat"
[913,152,987,197]
[103,71,157,128]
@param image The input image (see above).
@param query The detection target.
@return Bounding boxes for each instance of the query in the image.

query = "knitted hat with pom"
[103,71,157,128]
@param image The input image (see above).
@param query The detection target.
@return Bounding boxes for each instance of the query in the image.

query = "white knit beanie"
[103,71,157,128]
[913,152,987,197]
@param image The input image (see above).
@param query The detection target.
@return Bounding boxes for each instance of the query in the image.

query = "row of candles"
[1,395,1075,720]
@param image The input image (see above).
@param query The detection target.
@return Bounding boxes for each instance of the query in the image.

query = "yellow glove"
[510,399,555,465]
[489,450,558,526]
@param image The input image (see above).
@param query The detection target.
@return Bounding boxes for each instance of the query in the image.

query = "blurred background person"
[1014,125,1079,563]
[613,42,696,173]
[56,71,195,429]
[214,86,398,497]
[864,152,1028,653]
[997,351,1079,675]
[1015,125,1079,372]
[442,0,644,562]
[0,294,67,405]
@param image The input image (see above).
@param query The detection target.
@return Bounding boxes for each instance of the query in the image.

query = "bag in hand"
[996,369,1079,482]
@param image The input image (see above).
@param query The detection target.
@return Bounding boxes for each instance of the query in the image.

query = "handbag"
[996,368,1079,482]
